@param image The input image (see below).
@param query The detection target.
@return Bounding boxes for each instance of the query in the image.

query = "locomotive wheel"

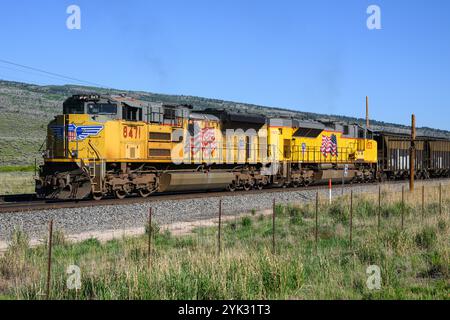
[243,183,252,191]
[227,184,236,192]
[115,190,127,199]
[58,184,73,200]
[292,181,300,188]
[255,182,263,190]
[139,189,152,198]
[92,192,103,201]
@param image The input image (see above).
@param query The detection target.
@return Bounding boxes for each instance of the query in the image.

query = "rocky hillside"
[0,79,449,166]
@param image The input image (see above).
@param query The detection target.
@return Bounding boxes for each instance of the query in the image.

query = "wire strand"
[0,58,111,88]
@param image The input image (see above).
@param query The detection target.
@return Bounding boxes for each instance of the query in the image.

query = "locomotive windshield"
[63,100,84,114]
[87,103,117,115]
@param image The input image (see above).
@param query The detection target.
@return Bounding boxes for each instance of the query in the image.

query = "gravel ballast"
[0,180,448,242]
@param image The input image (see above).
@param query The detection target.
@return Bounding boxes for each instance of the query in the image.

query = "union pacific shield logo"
[68,124,103,141]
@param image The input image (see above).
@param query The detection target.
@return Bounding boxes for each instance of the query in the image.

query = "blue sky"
[0,0,449,130]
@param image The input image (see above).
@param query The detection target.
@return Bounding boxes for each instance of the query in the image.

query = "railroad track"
[1,187,318,213]
[0,179,448,213]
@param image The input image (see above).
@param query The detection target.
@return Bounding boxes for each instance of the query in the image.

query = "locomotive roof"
[189,113,220,121]
[65,94,193,109]
[202,109,267,125]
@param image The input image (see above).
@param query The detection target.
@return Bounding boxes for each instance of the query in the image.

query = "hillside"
[0,79,449,167]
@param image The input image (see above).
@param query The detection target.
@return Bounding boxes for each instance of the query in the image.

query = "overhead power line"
[0,58,111,88]
[0,64,75,83]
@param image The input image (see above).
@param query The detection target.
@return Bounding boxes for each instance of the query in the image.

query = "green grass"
[0,165,35,173]
[0,171,35,194]
[0,194,448,300]
[0,95,48,167]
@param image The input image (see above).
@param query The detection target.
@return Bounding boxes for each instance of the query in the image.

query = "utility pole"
[365,96,369,139]
[366,96,370,130]
[410,114,416,192]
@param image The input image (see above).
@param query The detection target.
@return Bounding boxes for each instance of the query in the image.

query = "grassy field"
[0,171,35,195]
[0,185,448,300]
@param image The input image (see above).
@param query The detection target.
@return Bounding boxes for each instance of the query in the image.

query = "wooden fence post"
[350,190,353,247]
[401,186,405,229]
[378,185,381,234]
[46,219,53,300]
[272,198,276,254]
[147,207,152,269]
[218,199,222,256]
[315,192,319,254]
[422,185,425,220]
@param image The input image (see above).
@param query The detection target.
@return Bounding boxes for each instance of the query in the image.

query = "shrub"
[421,250,449,279]
[8,228,29,252]
[415,227,437,249]
[241,217,252,228]
[128,247,145,262]
[274,204,284,216]
[382,227,407,250]
[381,202,410,218]
[356,243,385,264]
[174,237,195,249]
[299,204,314,218]
[356,199,377,217]
[437,219,447,233]
[328,202,348,224]
[286,205,303,225]
[425,203,440,215]
[228,222,237,231]
[156,229,172,246]
[318,226,335,240]
[0,228,30,278]
[81,237,101,247]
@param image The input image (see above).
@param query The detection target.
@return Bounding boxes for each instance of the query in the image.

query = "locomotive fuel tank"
[158,172,235,192]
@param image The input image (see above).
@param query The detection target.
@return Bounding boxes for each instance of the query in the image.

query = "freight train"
[375,131,450,180]
[35,94,450,200]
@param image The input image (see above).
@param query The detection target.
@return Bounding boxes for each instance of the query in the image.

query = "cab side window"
[123,105,142,121]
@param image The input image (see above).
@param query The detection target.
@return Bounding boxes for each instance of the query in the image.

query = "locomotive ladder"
[87,159,106,193]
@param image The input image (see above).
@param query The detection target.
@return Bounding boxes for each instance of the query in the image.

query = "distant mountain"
[0,79,449,166]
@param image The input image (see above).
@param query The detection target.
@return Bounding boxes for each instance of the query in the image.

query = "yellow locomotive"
[36,94,377,199]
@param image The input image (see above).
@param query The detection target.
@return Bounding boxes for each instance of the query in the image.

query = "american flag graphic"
[190,122,217,158]
[68,129,76,142]
[320,134,338,158]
